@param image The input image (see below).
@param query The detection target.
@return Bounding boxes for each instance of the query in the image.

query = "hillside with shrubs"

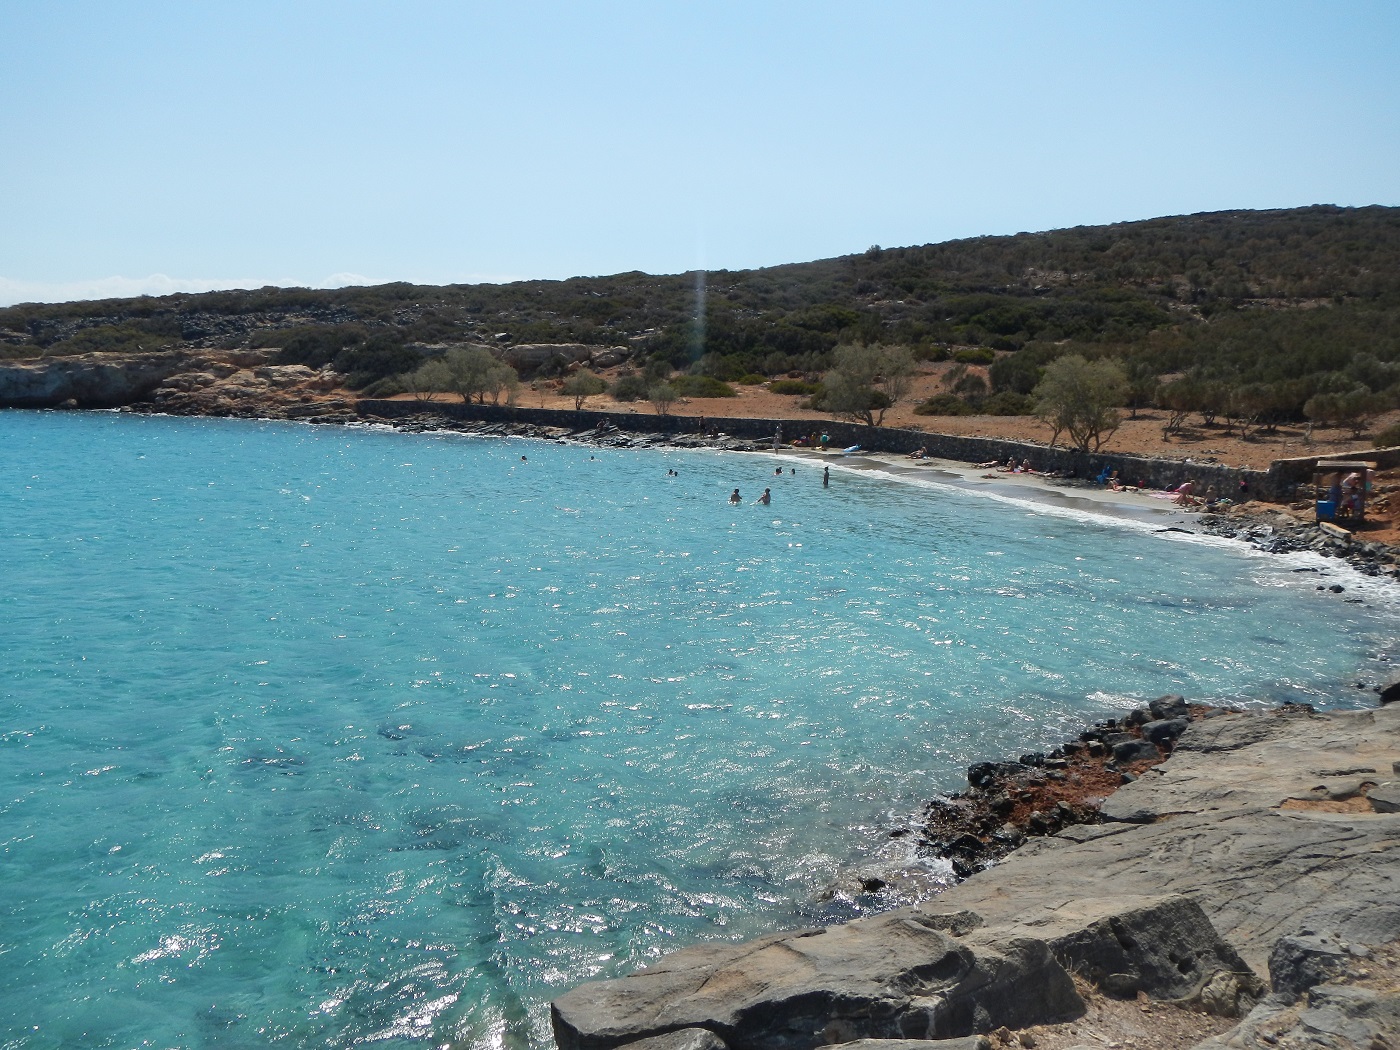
[3,204,1399,437]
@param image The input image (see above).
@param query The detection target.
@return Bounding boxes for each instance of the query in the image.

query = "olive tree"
[1033,355,1128,451]
[823,343,915,426]
[647,382,678,416]
[405,358,453,402]
[1305,387,1385,439]
[444,346,519,405]
[561,370,607,410]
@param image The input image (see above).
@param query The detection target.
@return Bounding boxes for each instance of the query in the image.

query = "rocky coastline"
[1198,509,1400,581]
[551,701,1400,1050]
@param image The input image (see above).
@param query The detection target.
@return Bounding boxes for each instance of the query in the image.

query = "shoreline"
[553,701,1400,1050]
[783,446,1206,527]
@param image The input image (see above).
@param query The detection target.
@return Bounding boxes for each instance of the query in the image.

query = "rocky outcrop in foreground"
[553,705,1400,1050]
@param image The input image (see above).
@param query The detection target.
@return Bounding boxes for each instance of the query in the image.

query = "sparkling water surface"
[1,411,1394,1048]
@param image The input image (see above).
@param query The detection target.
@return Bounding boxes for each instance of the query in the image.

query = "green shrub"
[670,374,736,398]
[914,393,976,416]
[610,374,650,402]
[1374,422,1400,449]
[737,373,768,385]
[769,379,820,396]
[982,390,1035,416]
[953,347,996,365]
[43,323,178,357]
[360,376,404,398]
[914,343,951,363]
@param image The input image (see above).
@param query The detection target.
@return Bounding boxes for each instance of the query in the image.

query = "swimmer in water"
[758,488,771,505]
[729,489,741,504]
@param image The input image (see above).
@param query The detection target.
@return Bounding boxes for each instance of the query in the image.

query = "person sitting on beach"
[729,489,741,504]
[758,488,771,505]
[908,446,928,460]
[1172,481,1199,506]
[997,458,1017,472]
[1013,459,1034,474]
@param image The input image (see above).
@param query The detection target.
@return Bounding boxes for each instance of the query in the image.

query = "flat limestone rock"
[939,706,1400,972]
[825,1039,991,1050]
[1369,780,1400,812]
[551,910,1081,1050]
[615,1029,730,1050]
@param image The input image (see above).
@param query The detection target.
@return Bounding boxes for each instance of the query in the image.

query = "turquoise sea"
[1,411,1394,1048]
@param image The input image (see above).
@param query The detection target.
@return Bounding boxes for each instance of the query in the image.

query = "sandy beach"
[779,447,1207,529]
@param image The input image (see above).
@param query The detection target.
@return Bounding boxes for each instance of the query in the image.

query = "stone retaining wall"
[1267,446,1400,484]
[357,400,1291,500]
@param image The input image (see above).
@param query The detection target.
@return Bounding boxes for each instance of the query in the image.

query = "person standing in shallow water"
[758,488,771,505]
[823,466,829,488]
[729,489,741,504]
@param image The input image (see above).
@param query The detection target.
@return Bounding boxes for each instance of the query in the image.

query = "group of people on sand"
[1098,468,1146,492]
[990,457,1071,479]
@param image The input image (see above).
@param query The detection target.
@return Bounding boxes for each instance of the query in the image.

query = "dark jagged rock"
[1140,717,1189,746]
[1031,895,1263,1012]
[1378,673,1400,705]
[1148,694,1190,720]
[1110,738,1161,764]
[1268,934,1353,1001]
[965,761,1024,790]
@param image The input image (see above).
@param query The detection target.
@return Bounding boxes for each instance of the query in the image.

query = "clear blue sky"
[3,0,1398,306]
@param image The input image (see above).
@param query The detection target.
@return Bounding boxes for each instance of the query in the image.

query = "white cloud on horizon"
[0,271,530,308]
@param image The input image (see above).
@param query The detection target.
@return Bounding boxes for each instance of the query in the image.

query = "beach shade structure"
[1313,460,1375,524]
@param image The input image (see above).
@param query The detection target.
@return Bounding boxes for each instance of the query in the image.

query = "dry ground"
[397,360,1397,471]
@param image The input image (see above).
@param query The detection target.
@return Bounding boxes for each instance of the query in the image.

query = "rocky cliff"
[552,705,1400,1050]
[0,349,352,418]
